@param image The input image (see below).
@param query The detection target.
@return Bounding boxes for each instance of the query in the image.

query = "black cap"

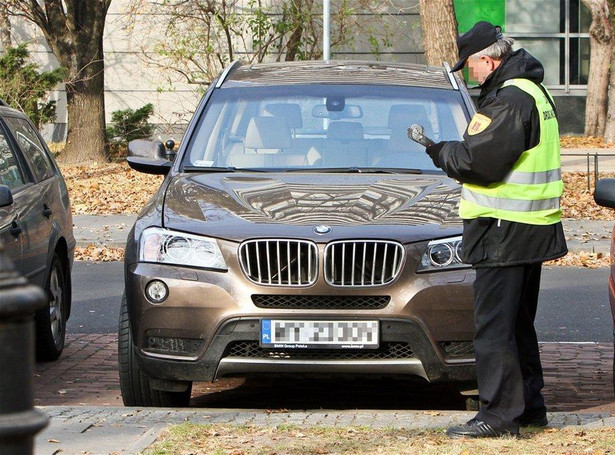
[451,21,503,72]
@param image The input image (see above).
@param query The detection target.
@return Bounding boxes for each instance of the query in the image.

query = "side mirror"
[594,178,615,209]
[0,185,14,208]
[127,139,175,175]
[127,139,167,160]
[127,157,172,175]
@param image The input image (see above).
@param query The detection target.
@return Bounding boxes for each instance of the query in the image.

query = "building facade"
[1,0,589,141]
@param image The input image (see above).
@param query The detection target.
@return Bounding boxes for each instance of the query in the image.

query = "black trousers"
[473,263,546,432]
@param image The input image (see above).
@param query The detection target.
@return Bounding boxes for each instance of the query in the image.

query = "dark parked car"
[593,178,615,392]
[120,60,478,407]
[0,100,75,360]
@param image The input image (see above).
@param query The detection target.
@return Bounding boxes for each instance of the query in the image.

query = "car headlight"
[139,227,227,271]
[416,236,469,272]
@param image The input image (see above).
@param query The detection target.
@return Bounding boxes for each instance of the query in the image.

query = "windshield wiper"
[182,166,423,174]
[283,167,422,174]
[354,167,423,174]
[182,166,268,173]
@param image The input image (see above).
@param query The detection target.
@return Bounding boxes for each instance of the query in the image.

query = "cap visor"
[450,58,466,72]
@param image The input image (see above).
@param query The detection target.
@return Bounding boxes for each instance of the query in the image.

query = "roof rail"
[215,60,243,88]
[443,62,459,90]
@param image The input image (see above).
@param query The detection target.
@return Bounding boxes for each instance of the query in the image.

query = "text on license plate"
[260,320,379,349]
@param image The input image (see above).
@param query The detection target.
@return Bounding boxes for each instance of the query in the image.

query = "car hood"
[163,172,462,243]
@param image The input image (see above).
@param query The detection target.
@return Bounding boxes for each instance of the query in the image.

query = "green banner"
[453,0,506,32]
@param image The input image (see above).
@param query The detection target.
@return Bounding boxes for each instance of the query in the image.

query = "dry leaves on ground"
[561,172,615,220]
[545,251,610,268]
[560,135,615,149]
[74,244,125,262]
[61,162,163,214]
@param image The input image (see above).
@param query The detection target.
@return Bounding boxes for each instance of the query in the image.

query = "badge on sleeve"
[467,113,492,136]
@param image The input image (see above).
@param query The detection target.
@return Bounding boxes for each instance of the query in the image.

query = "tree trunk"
[284,0,304,61]
[62,52,106,164]
[0,4,11,49]
[9,0,111,164]
[581,0,611,137]
[418,0,459,67]
[604,0,615,143]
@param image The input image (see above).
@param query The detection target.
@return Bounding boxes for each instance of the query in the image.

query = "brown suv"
[119,61,477,407]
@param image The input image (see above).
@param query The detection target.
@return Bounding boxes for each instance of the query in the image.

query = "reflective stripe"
[461,187,560,212]
[503,168,562,185]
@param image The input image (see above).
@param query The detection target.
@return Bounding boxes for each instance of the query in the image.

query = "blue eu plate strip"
[261,319,272,344]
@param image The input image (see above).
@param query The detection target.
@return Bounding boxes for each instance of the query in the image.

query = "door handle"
[43,204,52,218]
[10,221,22,237]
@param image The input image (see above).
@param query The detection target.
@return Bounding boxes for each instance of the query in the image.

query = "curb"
[35,406,615,455]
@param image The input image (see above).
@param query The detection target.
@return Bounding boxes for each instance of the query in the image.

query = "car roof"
[0,100,28,119]
[221,60,459,90]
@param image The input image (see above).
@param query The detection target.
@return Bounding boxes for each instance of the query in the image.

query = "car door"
[2,115,53,287]
[0,121,35,274]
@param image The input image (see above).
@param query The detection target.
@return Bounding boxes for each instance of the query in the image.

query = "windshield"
[183,84,470,171]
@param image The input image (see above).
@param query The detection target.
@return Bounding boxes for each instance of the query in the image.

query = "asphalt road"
[67,261,613,342]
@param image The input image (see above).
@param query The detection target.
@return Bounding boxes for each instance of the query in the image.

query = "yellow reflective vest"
[459,78,563,225]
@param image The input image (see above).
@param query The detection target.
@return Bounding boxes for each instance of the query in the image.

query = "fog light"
[146,280,168,303]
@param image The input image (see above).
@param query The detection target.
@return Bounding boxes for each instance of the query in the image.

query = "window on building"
[455,0,591,93]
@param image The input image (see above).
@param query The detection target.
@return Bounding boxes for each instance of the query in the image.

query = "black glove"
[425,141,446,168]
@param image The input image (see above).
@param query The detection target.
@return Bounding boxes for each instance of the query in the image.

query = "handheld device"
[407,124,435,147]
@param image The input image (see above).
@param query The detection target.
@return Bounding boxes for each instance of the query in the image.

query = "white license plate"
[260,320,379,349]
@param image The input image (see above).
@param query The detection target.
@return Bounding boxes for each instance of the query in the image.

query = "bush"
[106,103,155,145]
[0,44,66,128]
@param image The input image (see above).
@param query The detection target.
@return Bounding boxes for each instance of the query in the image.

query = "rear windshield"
[183,84,470,171]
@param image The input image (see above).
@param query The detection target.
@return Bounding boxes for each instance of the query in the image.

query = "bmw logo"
[314,225,332,235]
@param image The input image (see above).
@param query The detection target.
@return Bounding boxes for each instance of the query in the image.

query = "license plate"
[260,320,379,349]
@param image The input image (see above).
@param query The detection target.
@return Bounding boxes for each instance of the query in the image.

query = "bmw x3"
[119,60,478,407]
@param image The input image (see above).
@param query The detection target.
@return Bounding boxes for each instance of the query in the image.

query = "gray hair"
[472,36,515,60]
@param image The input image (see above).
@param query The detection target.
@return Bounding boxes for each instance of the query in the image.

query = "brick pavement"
[34,334,615,413]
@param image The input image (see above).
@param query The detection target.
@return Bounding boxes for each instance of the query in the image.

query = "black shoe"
[446,419,519,439]
[518,414,548,427]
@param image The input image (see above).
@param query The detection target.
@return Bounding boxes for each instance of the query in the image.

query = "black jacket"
[430,49,568,267]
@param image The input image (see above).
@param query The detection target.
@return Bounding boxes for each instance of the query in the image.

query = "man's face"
[466,55,498,84]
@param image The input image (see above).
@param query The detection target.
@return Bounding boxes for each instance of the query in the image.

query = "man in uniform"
[424,21,568,438]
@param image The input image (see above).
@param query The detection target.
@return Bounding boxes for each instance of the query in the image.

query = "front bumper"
[125,239,476,387]
[134,316,476,385]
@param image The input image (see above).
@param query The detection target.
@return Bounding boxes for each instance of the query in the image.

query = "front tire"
[118,293,192,407]
[36,253,68,361]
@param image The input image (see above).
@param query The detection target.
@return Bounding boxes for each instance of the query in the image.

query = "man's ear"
[480,55,497,71]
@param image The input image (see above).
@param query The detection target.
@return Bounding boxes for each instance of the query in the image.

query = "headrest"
[245,117,292,149]
[388,104,429,129]
[327,121,363,141]
[264,103,303,129]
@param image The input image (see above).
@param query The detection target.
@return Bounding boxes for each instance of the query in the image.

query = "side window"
[4,116,55,181]
[0,127,25,190]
